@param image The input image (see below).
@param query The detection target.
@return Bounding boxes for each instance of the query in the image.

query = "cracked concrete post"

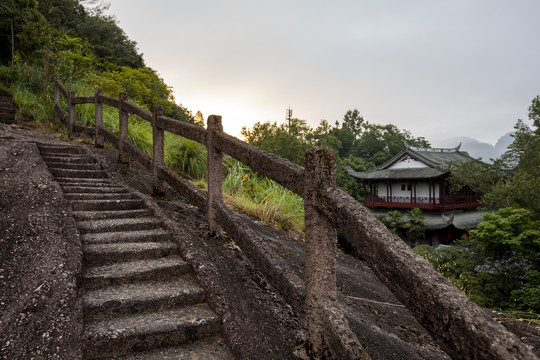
[53,75,60,123]
[304,147,338,357]
[95,88,103,148]
[68,90,75,139]
[152,105,165,195]
[207,115,223,237]
[118,92,129,164]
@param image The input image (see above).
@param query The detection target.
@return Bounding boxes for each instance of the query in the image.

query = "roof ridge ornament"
[403,141,427,152]
[404,141,462,153]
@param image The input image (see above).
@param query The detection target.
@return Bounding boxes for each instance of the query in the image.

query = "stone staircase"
[0,95,15,124]
[37,144,232,359]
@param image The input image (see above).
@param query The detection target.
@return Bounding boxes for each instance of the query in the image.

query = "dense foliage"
[1,0,143,68]
[416,207,540,312]
[0,0,194,123]
[376,208,427,244]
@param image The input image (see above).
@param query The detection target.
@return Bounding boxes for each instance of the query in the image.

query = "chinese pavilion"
[346,143,481,211]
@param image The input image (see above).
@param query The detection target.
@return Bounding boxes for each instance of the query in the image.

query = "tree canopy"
[241,108,429,201]
[0,0,195,124]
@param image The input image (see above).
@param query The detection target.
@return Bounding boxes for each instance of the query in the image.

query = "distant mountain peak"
[431,132,514,162]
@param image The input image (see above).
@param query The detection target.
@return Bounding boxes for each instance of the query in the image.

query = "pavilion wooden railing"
[363,194,482,210]
[53,75,538,360]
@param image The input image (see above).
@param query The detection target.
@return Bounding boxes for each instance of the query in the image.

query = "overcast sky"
[106,0,540,145]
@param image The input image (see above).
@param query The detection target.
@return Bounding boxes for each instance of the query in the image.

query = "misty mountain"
[431,132,513,162]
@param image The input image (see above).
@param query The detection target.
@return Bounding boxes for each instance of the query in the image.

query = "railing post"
[118,92,129,164]
[68,89,75,139]
[95,87,103,148]
[152,105,165,195]
[304,147,338,357]
[53,75,60,123]
[207,115,223,236]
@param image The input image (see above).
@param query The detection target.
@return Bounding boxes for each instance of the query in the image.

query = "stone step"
[103,338,233,360]
[82,229,170,245]
[83,277,205,321]
[37,145,86,155]
[69,199,145,211]
[64,191,140,201]
[41,155,96,164]
[44,161,102,170]
[62,185,129,194]
[83,241,177,267]
[56,177,113,185]
[72,209,152,221]
[0,113,15,123]
[77,217,163,234]
[0,110,14,117]
[61,183,119,190]
[82,304,221,359]
[35,142,231,358]
[48,168,108,179]
[60,182,118,189]
[82,256,191,289]
[65,192,139,201]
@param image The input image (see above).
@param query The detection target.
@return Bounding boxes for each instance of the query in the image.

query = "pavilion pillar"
[429,180,432,208]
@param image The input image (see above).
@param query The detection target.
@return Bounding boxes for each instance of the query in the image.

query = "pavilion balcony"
[363,195,481,210]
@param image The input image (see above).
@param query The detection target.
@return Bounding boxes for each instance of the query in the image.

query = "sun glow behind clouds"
[179,93,271,139]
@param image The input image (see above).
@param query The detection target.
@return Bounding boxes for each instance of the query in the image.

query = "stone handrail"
[52,75,538,360]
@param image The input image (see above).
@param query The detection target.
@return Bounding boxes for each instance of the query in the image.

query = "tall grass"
[0,65,53,124]
[128,119,153,156]
[12,85,52,123]
[165,132,207,180]
[223,159,305,233]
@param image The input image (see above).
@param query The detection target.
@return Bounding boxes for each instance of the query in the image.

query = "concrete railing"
[53,75,538,360]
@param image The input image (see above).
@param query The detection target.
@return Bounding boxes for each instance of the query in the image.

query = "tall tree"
[194,111,205,127]
[354,123,429,166]
[241,118,312,165]
[77,13,144,68]
[0,0,45,65]
[343,108,364,140]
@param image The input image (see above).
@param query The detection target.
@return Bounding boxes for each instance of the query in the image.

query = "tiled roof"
[371,209,484,230]
[347,143,476,181]
[346,167,447,180]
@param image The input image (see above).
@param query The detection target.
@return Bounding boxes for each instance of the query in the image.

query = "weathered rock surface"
[0,133,82,359]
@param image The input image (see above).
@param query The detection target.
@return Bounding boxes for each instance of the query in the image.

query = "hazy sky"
[106,0,540,145]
